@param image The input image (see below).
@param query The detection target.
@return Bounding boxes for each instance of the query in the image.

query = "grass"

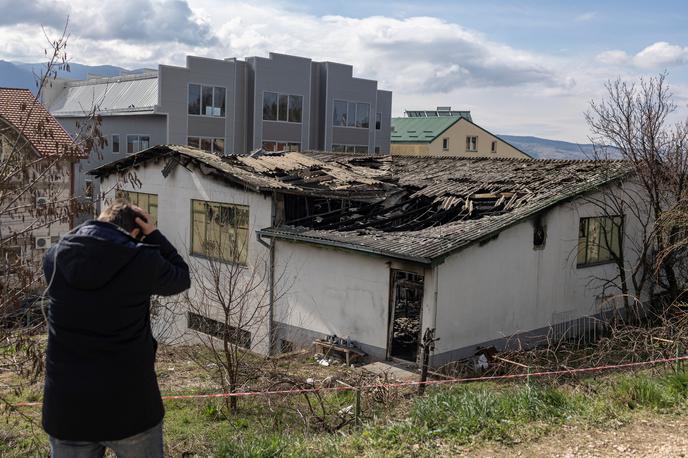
[2,354,688,457]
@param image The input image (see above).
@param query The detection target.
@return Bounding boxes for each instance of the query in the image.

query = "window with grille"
[188,312,251,348]
[577,216,623,266]
[116,190,158,225]
[191,199,249,265]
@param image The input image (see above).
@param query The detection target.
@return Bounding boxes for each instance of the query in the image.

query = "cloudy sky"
[1,0,687,142]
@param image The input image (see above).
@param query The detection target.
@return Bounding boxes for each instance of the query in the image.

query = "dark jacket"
[42,220,190,441]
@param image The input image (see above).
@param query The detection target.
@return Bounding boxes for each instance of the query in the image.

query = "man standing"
[42,199,190,457]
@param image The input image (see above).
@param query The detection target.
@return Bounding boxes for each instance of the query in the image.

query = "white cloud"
[596,50,630,65]
[1,0,684,142]
[0,0,214,46]
[633,42,688,68]
[597,42,688,69]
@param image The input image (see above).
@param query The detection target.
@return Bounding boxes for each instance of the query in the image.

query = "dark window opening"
[388,270,424,362]
[112,134,120,153]
[280,339,294,353]
[533,217,546,248]
[188,312,251,348]
[188,84,201,115]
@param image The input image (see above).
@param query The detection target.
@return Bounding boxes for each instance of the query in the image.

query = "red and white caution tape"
[12,354,688,408]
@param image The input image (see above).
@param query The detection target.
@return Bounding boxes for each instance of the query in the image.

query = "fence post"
[418,328,438,396]
[677,342,682,373]
[354,386,361,425]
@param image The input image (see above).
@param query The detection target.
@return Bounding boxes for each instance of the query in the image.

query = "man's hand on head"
[132,206,156,236]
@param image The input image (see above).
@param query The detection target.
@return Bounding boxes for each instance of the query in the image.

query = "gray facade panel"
[375,90,393,154]
[332,127,369,145]
[188,116,225,138]
[262,121,302,143]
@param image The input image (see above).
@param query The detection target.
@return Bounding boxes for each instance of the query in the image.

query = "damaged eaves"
[90,145,634,264]
[90,145,394,201]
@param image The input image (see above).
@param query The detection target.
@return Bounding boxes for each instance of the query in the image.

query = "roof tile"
[0,87,83,158]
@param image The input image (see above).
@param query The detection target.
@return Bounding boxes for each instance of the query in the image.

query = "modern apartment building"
[42,53,392,213]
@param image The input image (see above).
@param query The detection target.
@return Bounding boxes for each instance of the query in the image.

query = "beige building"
[391,109,530,158]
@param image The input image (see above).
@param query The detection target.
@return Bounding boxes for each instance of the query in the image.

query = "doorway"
[387,270,424,362]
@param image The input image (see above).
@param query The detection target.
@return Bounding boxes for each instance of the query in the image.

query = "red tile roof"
[0,87,85,159]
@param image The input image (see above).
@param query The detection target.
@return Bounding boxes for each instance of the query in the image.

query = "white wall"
[274,241,393,355]
[100,160,274,353]
[275,185,650,364]
[432,189,646,358]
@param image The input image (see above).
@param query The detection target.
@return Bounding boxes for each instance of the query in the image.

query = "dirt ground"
[472,415,688,457]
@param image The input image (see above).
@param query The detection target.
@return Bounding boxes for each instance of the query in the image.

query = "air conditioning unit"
[35,196,48,208]
[35,236,52,250]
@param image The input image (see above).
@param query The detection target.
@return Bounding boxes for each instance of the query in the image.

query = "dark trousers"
[49,421,163,458]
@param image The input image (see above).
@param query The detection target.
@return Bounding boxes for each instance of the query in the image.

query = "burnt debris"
[90,145,633,263]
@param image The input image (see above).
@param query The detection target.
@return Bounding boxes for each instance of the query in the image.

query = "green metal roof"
[390,116,462,143]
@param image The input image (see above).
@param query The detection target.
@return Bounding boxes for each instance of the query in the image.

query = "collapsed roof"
[89,145,394,201]
[90,145,633,264]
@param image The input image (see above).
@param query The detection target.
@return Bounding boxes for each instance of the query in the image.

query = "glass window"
[200,138,212,153]
[140,136,150,151]
[126,135,138,154]
[354,145,368,154]
[345,145,356,153]
[491,141,497,153]
[356,103,370,128]
[188,84,201,115]
[333,100,348,126]
[112,134,120,153]
[287,142,300,152]
[347,103,356,127]
[262,141,276,152]
[213,138,225,155]
[376,112,381,130]
[278,94,288,122]
[375,146,380,154]
[117,190,158,225]
[263,92,278,121]
[85,180,93,198]
[190,200,249,265]
[213,87,226,117]
[288,95,302,123]
[188,137,200,148]
[466,136,478,152]
[442,138,449,150]
[201,86,213,116]
[332,144,346,152]
[577,216,623,267]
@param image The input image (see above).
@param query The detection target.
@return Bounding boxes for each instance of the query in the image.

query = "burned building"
[92,145,639,365]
